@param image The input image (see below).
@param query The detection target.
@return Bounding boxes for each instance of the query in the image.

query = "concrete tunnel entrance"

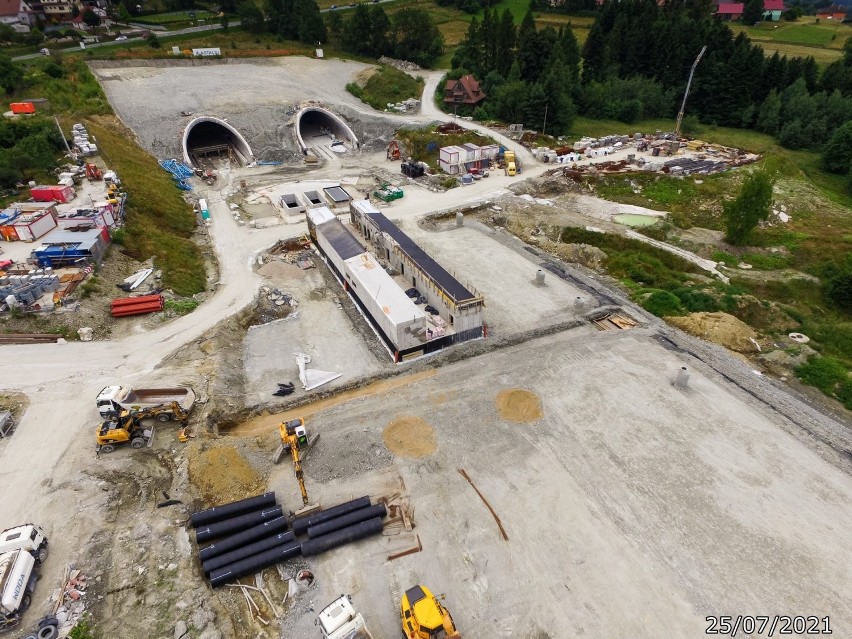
[295,107,359,157]
[183,116,254,167]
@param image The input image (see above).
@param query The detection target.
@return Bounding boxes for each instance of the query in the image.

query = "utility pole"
[54,116,71,155]
[542,104,548,137]
[674,44,707,139]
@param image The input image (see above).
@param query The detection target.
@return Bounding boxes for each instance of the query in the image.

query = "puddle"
[613,214,662,227]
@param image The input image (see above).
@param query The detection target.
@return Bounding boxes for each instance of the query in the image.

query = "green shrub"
[164,298,200,316]
[712,250,738,266]
[641,290,685,317]
[795,356,849,395]
[69,619,95,639]
[671,286,722,312]
[741,252,790,270]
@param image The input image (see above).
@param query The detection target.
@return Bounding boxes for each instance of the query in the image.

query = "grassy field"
[134,9,217,25]
[346,64,424,110]
[729,17,851,64]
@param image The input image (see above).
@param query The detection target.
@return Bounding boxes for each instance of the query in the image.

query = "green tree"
[756,88,781,134]
[294,0,325,44]
[581,21,608,84]
[82,9,101,28]
[221,15,230,32]
[326,10,343,41]
[0,24,15,44]
[342,3,372,55]
[389,8,443,68]
[238,2,265,34]
[9,132,57,177]
[722,171,775,245]
[0,54,23,95]
[821,120,852,174]
[742,0,764,24]
[368,6,390,57]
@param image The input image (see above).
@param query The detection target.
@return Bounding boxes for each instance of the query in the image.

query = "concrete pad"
[244,262,383,405]
[398,221,597,335]
[267,328,852,638]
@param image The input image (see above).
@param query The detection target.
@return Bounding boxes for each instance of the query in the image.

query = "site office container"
[30,185,75,204]
[10,102,35,114]
[11,210,58,242]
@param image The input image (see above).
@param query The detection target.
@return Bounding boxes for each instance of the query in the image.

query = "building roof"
[315,217,365,262]
[365,210,477,305]
[306,206,335,226]
[322,185,351,204]
[763,0,784,9]
[443,74,486,105]
[816,4,845,13]
[0,0,20,17]
[36,228,102,249]
[344,252,426,327]
[716,2,743,13]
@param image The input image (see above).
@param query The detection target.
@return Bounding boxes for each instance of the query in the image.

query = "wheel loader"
[400,585,460,639]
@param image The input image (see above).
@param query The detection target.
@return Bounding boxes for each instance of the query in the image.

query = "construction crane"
[273,418,321,515]
[674,45,707,139]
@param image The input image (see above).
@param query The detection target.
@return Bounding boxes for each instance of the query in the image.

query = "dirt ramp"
[188,445,265,504]
[383,416,437,458]
[496,389,543,423]
[666,312,760,353]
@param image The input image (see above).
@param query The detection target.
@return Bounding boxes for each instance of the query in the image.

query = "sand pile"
[496,389,543,423]
[382,416,437,458]
[188,445,265,504]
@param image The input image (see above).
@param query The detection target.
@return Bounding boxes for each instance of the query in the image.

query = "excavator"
[400,585,461,639]
[95,402,189,454]
[272,418,320,515]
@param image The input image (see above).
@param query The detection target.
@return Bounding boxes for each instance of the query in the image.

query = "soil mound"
[666,312,760,353]
[382,416,437,458]
[188,445,265,504]
[496,389,543,423]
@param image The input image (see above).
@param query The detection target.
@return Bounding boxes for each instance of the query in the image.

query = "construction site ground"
[0,56,848,639]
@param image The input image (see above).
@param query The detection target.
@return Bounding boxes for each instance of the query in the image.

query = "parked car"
[115,35,128,41]
[39,48,50,56]
[330,3,337,7]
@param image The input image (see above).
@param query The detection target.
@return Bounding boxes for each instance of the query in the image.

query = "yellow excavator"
[401,585,461,639]
[96,402,189,454]
[272,418,320,515]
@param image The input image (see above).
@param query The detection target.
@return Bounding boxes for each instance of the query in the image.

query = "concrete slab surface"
[264,327,852,639]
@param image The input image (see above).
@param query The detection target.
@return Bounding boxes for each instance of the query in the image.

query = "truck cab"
[96,385,125,416]
[317,595,373,639]
[0,525,48,564]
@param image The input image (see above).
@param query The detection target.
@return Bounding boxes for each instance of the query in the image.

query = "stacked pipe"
[111,293,164,317]
[190,493,388,589]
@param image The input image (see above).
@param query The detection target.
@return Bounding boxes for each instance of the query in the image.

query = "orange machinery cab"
[400,585,460,639]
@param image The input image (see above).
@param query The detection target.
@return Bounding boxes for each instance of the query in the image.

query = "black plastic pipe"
[292,496,371,535]
[199,516,289,562]
[307,503,387,539]
[209,540,302,588]
[195,506,283,544]
[301,517,383,557]
[202,530,295,574]
[190,492,276,528]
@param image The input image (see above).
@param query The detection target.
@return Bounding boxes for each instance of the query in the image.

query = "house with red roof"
[444,75,487,107]
[763,0,785,20]
[816,4,847,20]
[0,0,35,28]
[716,2,744,20]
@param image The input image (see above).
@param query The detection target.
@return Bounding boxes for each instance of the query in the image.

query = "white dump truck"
[317,595,374,639]
[0,525,48,564]
[0,544,45,632]
[96,385,196,419]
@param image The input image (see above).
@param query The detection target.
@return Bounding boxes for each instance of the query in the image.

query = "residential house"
[816,4,846,20]
[715,2,744,20]
[443,75,486,107]
[36,0,77,22]
[763,0,784,20]
[0,0,35,28]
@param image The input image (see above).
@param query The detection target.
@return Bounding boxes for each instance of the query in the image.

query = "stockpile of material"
[111,293,164,317]
[191,493,386,588]
[72,123,98,156]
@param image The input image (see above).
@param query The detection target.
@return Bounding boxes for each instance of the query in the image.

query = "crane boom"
[674,45,707,138]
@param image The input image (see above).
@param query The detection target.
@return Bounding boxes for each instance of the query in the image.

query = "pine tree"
[723,171,774,245]
[742,0,764,25]
[496,9,516,77]
[581,21,608,84]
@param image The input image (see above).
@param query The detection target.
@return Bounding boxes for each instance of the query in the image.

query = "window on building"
[449,314,454,325]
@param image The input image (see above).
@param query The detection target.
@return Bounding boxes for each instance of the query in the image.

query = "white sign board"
[315,48,324,59]
[192,48,221,57]
[172,46,181,55]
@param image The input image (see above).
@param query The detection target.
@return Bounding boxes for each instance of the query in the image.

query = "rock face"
[666,312,761,353]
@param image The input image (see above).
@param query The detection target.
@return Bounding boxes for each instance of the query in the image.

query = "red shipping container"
[30,185,74,203]
[10,102,36,114]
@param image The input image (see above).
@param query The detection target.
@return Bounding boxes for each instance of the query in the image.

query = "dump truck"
[504,150,516,177]
[0,525,48,565]
[96,385,196,419]
[317,595,374,639]
[401,585,460,639]
[0,549,41,632]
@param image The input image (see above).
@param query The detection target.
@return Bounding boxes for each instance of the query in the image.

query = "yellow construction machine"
[272,418,320,515]
[400,585,460,639]
[96,402,190,454]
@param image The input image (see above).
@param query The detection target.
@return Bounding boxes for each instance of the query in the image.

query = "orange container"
[10,102,35,114]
